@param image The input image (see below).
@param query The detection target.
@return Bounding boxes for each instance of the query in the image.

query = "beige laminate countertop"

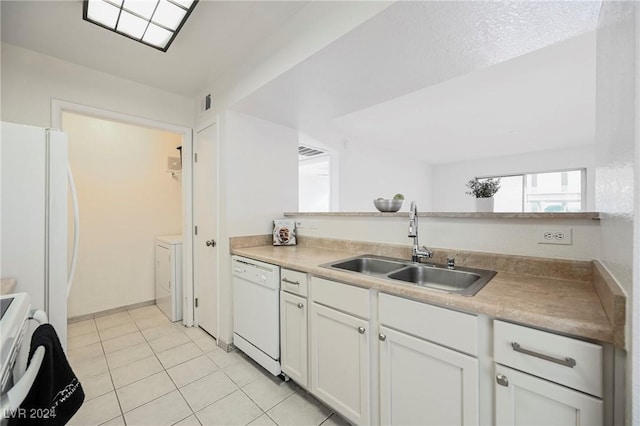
[231,244,615,345]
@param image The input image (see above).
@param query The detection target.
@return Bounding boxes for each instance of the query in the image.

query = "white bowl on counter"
[373,199,403,212]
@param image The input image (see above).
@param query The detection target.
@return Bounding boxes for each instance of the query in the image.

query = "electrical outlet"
[536,227,573,245]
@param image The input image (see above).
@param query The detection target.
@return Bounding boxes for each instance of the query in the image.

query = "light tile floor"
[67,305,348,426]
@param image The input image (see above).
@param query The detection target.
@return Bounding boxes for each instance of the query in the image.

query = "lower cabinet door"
[495,364,603,426]
[310,302,370,425]
[280,291,308,388]
[379,326,479,426]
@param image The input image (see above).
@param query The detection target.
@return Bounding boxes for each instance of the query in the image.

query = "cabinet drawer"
[379,293,478,356]
[494,320,603,397]
[310,277,370,319]
[281,268,308,296]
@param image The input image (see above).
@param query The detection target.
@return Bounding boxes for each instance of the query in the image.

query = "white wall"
[190,2,392,345]
[431,146,596,212]
[1,43,194,128]
[63,112,183,317]
[224,112,299,236]
[299,156,331,212]
[594,2,638,423]
[196,2,393,125]
[216,111,298,345]
[338,142,433,212]
[291,215,600,261]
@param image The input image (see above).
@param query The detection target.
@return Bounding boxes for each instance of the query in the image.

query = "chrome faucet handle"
[447,257,455,269]
[421,246,433,257]
[411,248,433,264]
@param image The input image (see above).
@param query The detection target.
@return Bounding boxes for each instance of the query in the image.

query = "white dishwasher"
[232,256,281,376]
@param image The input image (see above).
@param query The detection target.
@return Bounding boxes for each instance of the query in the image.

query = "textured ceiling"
[231,1,601,164]
[332,31,597,164]
[0,0,308,97]
[1,0,603,165]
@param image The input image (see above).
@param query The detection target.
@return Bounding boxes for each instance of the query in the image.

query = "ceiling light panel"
[86,0,120,28]
[83,0,198,52]
[117,10,147,38]
[143,23,172,47]
[153,0,186,30]
[123,0,157,19]
[171,0,194,8]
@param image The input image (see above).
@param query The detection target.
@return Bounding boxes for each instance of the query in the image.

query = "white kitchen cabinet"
[280,290,308,387]
[379,326,479,426]
[310,277,370,425]
[495,365,603,425]
[378,293,479,425]
[155,235,182,322]
[494,320,604,426]
[280,268,308,297]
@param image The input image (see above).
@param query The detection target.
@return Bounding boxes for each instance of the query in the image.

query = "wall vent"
[299,145,325,158]
[201,93,212,113]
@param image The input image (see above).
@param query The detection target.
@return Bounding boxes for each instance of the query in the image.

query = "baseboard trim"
[218,338,235,353]
[68,299,156,323]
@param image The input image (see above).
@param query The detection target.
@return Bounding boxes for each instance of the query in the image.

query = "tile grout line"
[85,309,180,424]
[176,365,238,417]
[74,317,123,426]
[72,306,336,426]
[107,310,140,426]
[103,309,221,423]
[68,308,182,425]
[237,378,277,425]
[115,310,183,423]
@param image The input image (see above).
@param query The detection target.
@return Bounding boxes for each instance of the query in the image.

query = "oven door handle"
[1,309,48,418]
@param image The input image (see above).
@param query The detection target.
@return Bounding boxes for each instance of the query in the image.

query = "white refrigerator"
[0,121,79,350]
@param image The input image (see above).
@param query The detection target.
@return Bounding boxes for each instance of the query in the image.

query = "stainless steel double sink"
[321,255,496,296]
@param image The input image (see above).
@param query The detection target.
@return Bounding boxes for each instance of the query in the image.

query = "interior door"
[194,124,218,337]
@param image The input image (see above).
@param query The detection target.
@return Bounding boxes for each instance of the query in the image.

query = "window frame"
[476,168,587,213]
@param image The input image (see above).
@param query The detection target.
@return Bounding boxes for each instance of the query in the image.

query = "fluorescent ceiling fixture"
[83,0,197,52]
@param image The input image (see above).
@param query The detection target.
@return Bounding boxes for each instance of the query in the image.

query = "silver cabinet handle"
[297,303,304,309]
[378,333,386,341]
[282,278,300,285]
[358,327,365,334]
[496,374,509,387]
[511,342,577,368]
[206,239,216,247]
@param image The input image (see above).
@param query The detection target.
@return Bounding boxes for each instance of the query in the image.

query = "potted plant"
[466,178,501,212]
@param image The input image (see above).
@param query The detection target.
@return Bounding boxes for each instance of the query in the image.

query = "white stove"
[0,293,31,393]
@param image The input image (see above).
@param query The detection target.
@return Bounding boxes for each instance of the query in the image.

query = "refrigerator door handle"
[67,163,79,298]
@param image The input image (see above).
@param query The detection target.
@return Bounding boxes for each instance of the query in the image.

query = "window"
[484,169,585,213]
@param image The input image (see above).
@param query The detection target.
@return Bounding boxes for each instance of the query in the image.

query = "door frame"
[51,99,196,326]
[192,122,220,339]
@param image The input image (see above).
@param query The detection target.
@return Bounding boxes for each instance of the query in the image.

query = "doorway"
[193,123,218,338]
[52,100,195,324]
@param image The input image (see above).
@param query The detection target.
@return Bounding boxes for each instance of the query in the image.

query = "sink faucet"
[408,201,433,263]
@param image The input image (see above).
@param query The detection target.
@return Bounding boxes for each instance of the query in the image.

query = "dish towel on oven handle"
[9,324,84,425]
